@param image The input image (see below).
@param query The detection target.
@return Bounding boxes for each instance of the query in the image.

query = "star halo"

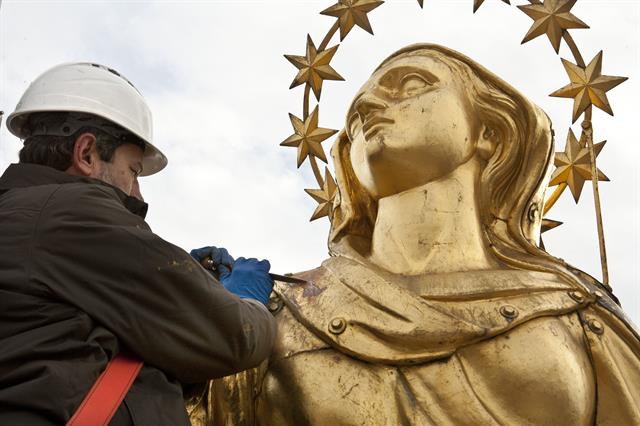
[282,0,628,271]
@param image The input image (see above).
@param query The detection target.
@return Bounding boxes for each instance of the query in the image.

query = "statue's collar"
[277,256,589,365]
[343,253,574,300]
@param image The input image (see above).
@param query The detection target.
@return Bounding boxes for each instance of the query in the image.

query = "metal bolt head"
[267,295,283,314]
[588,319,604,335]
[500,305,518,320]
[569,291,585,304]
[328,317,347,335]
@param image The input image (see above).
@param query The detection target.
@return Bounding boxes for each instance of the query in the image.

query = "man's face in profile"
[94,143,145,200]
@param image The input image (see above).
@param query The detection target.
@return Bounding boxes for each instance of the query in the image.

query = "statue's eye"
[400,73,429,94]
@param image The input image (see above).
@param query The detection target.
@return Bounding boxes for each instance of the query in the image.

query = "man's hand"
[190,246,234,273]
[190,247,273,305]
[219,258,274,305]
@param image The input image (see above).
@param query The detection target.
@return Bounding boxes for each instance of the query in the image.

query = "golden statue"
[189,44,640,425]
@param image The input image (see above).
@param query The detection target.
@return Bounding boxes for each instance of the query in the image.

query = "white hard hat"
[6,62,167,176]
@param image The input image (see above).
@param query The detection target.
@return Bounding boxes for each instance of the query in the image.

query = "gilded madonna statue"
[190,44,640,425]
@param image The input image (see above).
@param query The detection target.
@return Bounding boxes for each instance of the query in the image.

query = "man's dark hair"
[18,112,144,171]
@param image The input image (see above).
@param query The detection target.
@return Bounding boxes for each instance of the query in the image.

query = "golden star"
[539,218,563,250]
[285,35,344,100]
[518,0,588,53]
[305,168,338,221]
[321,0,384,41]
[281,106,338,168]
[541,218,563,234]
[550,51,628,123]
[549,128,609,203]
[473,0,510,13]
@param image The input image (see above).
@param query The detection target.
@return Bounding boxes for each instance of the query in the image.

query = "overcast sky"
[1,0,638,324]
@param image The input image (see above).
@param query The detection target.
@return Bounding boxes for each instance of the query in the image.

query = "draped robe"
[190,255,640,425]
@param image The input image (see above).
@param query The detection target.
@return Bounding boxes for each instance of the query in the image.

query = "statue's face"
[347,54,478,199]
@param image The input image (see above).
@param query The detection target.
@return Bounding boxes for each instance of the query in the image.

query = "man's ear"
[477,124,498,161]
[68,133,99,176]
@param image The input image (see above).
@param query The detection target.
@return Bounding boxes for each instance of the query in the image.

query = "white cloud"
[1,0,638,322]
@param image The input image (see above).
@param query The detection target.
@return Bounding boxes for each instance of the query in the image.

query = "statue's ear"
[477,124,498,160]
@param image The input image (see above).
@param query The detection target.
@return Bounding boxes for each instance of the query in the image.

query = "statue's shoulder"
[268,267,332,361]
[576,296,640,362]
[570,297,640,422]
[557,265,640,342]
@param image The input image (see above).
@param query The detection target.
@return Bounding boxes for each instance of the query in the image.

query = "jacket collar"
[0,163,148,219]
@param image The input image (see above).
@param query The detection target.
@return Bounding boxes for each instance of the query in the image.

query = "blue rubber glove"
[190,246,235,272]
[219,257,274,305]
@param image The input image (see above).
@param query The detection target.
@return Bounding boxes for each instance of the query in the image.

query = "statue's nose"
[355,95,386,122]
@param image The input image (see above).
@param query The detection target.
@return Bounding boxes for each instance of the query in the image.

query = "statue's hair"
[329,43,603,291]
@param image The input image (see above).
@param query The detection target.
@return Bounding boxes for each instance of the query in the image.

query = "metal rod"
[304,21,338,189]
[310,157,324,187]
[562,31,586,68]
[582,109,610,287]
[541,20,586,217]
[544,183,567,215]
[319,21,340,51]
[303,85,310,119]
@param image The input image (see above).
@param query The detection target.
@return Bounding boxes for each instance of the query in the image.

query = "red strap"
[66,355,143,426]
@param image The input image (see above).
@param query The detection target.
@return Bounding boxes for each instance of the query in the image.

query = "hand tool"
[200,257,307,285]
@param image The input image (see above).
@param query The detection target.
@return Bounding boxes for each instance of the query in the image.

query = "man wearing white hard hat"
[0,63,277,425]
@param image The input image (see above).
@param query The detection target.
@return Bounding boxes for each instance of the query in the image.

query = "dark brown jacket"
[0,163,277,425]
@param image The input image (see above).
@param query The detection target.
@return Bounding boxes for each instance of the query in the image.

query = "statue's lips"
[363,116,395,139]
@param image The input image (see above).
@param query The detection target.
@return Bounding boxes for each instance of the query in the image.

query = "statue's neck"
[369,159,498,275]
